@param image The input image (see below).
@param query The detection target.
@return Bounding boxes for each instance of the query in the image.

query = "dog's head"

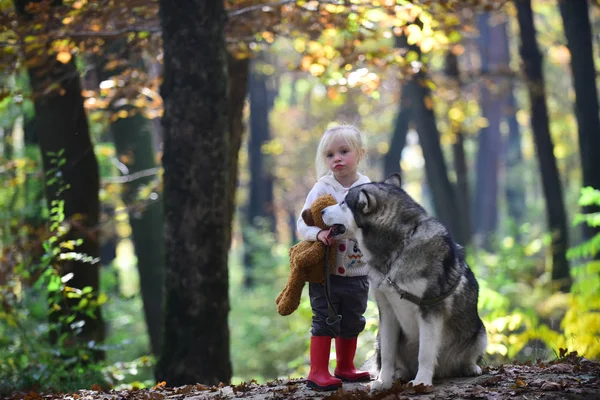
[322,173,419,239]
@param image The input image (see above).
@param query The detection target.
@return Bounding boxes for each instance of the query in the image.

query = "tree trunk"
[504,92,526,230]
[412,73,464,244]
[445,51,472,246]
[515,0,571,292]
[97,39,165,357]
[15,0,105,361]
[225,53,249,250]
[383,81,412,179]
[383,30,415,179]
[156,0,232,386]
[559,0,600,256]
[111,113,165,356]
[473,13,508,247]
[244,54,276,288]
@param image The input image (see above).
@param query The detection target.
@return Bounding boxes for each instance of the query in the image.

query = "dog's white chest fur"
[370,275,426,343]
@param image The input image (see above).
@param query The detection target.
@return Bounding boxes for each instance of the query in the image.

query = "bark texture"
[156,0,232,385]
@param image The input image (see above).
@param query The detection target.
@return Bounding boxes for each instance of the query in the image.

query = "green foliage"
[478,187,600,364]
[0,152,109,393]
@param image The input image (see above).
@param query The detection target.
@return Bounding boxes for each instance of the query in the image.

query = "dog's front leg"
[370,293,398,393]
[410,316,442,387]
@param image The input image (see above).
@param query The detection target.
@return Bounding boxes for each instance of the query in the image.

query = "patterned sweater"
[296,173,371,277]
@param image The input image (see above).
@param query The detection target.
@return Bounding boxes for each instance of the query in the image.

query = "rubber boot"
[306,336,343,391]
[334,336,371,382]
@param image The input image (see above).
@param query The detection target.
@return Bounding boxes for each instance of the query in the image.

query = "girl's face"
[324,136,362,182]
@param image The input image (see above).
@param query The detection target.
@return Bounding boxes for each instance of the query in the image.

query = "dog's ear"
[302,208,316,226]
[358,189,376,214]
[384,173,402,188]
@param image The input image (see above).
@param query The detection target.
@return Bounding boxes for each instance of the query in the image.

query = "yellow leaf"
[56,51,72,64]
[420,37,435,53]
[97,292,107,305]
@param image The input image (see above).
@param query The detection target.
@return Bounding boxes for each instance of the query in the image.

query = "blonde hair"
[315,124,367,179]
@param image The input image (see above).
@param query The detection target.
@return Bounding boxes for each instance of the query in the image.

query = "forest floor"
[6,352,599,400]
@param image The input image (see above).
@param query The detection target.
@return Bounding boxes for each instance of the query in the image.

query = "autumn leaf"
[153,381,167,390]
[56,51,72,64]
[412,383,434,393]
[90,383,103,392]
[513,377,528,388]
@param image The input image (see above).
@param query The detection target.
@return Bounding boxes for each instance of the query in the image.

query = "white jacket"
[297,173,371,277]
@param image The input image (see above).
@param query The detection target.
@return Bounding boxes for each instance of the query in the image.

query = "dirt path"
[9,355,600,400]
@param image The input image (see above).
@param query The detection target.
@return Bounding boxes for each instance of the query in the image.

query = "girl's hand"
[317,229,333,246]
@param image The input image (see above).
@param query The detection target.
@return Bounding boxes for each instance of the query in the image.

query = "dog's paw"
[464,364,483,376]
[408,378,433,388]
[370,378,392,393]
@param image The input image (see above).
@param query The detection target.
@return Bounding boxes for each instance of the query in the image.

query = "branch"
[101,167,160,184]
[228,0,298,18]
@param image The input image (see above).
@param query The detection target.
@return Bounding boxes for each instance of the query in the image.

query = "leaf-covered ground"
[5,354,600,400]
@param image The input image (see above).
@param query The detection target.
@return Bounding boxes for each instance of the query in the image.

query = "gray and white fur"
[322,173,487,391]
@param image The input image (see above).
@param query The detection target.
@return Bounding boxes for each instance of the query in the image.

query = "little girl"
[297,124,371,391]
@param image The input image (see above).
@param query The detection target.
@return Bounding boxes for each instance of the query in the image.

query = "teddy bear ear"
[302,208,316,226]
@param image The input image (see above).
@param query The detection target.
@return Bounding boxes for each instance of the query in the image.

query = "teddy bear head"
[301,194,337,230]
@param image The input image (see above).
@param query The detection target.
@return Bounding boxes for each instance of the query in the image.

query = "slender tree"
[96,40,165,356]
[383,31,415,179]
[445,50,472,246]
[558,0,600,256]
[383,81,413,179]
[156,0,232,386]
[385,23,464,243]
[226,52,250,251]
[473,13,506,247]
[412,70,464,244]
[515,0,570,292]
[244,53,276,288]
[14,0,105,360]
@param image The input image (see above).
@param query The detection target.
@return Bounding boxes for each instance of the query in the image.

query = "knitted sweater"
[297,173,371,277]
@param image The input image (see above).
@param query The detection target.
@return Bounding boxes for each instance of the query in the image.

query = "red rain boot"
[306,336,343,391]
[334,336,371,382]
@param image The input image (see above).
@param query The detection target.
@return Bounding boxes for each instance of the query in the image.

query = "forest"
[0,0,599,397]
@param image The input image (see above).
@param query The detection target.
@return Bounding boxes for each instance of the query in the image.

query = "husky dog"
[322,173,487,391]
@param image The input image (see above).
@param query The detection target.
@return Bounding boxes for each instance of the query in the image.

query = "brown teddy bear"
[275,194,338,316]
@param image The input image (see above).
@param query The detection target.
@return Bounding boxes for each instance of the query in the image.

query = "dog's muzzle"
[329,224,346,237]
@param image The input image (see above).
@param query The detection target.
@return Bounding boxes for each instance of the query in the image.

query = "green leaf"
[47,274,61,292]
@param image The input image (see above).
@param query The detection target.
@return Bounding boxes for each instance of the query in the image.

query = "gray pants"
[309,275,369,338]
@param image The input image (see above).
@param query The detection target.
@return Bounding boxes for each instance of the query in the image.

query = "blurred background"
[0,0,599,393]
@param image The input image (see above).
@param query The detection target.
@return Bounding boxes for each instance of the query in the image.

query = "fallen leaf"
[90,384,103,392]
[548,363,573,373]
[412,383,434,393]
[468,385,487,394]
[512,378,527,388]
[481,375,502,386]
[153,381,167,390]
